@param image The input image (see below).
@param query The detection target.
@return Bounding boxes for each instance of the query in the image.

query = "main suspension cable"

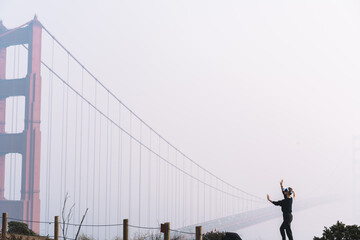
[40,24,265,201]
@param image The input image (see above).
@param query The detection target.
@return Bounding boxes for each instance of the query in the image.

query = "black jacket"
[272,193,293,214]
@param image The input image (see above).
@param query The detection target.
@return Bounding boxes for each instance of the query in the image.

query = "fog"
[1,0,360,239]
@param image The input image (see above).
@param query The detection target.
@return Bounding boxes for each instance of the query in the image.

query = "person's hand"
[267,194,270,201]
[280,179,283,186]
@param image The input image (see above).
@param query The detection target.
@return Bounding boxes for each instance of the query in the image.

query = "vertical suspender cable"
[179,154,182,226]
[109,96,113,239]
[225,184,227,215]
[173,149,175,225]
[166,145,169,221]
[222,182,224,217]
[117,104,122,236]
[242,192,244,213]
[138,123,142,232]
[225,185,227,216]
[85,97,91,229]
[203,172,206,223]
[240,192,242,213]
[60,57,66,214]
[232,187,235,216]
[232,188,237,216]
[223,182,225,217]
[190,160,192,224]
[64,54,70,198]
[197,166,200,223]
[180,155,183,227]
[85,103,90,231]
[237,190,240,214]
[229,186,232,216]
[172,149,174,225]
[235,190,238,214]
[163,137,166,223]
[183,155,185,227]
[251,196,253,211]
[157,136,160,222]
[175,151,178,227]
[173,151,176,227]
[92,84,97,236]
[45,39,54,234]
[226,185,229,216]
[178,152,181,226]
[216,179,218,218]
[246,195,248,212]
[73,87,78,237]
[105,91,109,239]
[231,187,233,215]
[190,162,193,224]
[97,114,102,240]
[129,113,132,220]
[164,140,167,222]
[78,68,84,222]
[233,188,235,214]
[147,131,151,228]
[209,175,212,221]
[220,182,222,217]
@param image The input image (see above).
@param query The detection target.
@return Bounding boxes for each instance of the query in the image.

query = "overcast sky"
[1,0,360,239]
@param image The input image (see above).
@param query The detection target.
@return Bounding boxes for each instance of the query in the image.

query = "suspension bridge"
[0,17,326,240]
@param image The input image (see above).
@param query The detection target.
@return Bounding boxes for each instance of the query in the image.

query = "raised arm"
[267,194,283,206]
[280,179,284,192]
[267,194,273,203]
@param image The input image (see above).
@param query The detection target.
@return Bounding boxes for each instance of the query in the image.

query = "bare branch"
[75,208,89,240]
[61,193,70,240]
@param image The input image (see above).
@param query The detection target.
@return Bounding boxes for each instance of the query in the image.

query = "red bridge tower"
[0,17,42,233]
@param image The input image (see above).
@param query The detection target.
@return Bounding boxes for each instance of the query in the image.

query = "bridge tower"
[0,17,42,232]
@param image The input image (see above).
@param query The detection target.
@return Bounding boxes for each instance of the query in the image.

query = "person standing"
[267,179,295,240]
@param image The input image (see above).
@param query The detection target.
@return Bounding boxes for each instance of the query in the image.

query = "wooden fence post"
[164,222,170,240]
[123,219,128,240]
[54,216,59,240]
[2,213,7,240]
[196,226,202,240]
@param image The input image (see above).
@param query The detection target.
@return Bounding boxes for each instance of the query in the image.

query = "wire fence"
[1,214,204,240]
[169,229,195,235]
[0,214,223,240]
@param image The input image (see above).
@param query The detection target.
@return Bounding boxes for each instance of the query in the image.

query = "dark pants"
[280,213,293,240]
